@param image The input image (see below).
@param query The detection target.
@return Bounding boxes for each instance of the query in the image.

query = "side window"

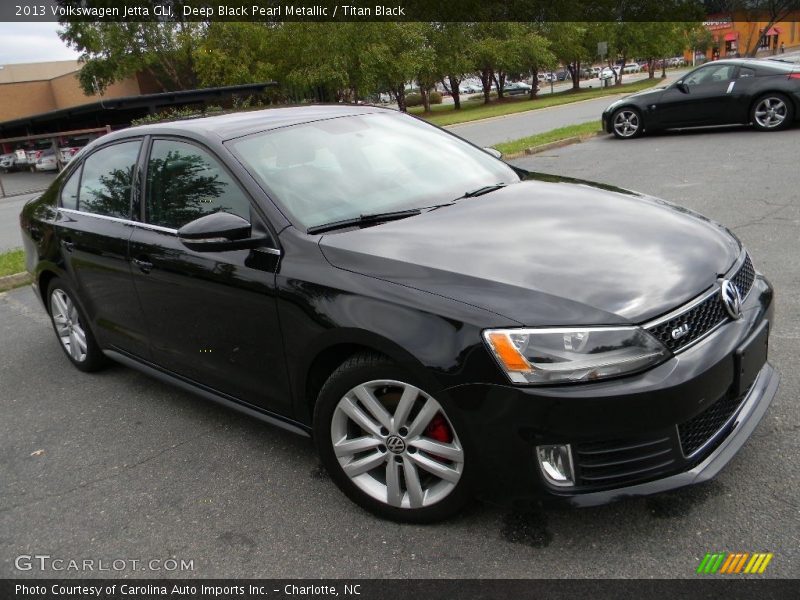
[145,139,251,229]
[685,64,736,86]
[78,141,141,219]
[60,167,81,210]
[738,67,756,79]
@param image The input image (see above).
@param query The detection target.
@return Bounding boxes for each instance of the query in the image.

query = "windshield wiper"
[460,183,507,199]
[307,208,422,235]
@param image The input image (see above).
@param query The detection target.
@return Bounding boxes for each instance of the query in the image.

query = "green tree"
[58,19,204,94]
[195,22,275,87]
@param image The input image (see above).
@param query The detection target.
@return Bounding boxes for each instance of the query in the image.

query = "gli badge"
[671,323,691,340]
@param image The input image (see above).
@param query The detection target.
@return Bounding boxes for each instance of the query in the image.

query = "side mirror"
[483,147,503,159]
[676,81,690,94]
[178,212,267,252]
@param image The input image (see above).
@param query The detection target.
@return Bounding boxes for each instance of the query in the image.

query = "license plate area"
[734,321,768,396]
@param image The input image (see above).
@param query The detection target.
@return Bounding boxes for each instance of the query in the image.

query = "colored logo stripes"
[697,552,773,574]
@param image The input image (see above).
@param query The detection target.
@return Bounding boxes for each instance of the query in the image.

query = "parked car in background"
[35,150,58,172]
[602,58,800,139]
[505,81,532,95]
[669,57,686,67]
[623,63,642,74]
[1,153,16,173]
[555,70,571,81]
[60,147,82,164]
[600,67,620,80]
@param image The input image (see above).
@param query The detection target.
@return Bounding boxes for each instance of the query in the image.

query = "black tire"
[610,107,643,139]
[751,93,794,131]
[46,277,107,372]
[314,352,471,523]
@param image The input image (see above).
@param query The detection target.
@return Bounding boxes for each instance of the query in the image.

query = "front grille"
[646,252,755,353]
[678,391,746,457]
[573,436,677,488]
[732,253,755,299]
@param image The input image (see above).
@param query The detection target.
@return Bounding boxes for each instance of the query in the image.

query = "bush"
[404,91,443,108]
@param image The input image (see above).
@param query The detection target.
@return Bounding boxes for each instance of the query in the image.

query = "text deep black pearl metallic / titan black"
[20,105,779,522]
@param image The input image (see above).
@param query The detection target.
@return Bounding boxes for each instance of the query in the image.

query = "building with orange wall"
[695,16,800,62]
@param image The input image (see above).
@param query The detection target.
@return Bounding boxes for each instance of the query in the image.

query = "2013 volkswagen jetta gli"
[20,105,778,522]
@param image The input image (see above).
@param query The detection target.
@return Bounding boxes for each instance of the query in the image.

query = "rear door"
[128,137,291,414]
[55,139,151,358]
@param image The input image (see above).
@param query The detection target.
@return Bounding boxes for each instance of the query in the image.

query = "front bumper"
[442,275,778,506]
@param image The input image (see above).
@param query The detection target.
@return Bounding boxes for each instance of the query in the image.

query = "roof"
[117,104,392,141]
[0,60,80,84]
[708,58,797,72]
[0,82,277,137]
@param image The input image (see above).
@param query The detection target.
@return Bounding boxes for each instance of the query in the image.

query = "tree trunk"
[448,75,462,109]
[421,87,431,113]
[395,86,407,112]
[616,55,626,86]
[661,57,667,78]
[648,58,654,79]
[571,61,581,91]
[480,68,493,104]
[529,67,539,99]
[492,72,506,99]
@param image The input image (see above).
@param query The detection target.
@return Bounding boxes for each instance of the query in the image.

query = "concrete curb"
[502,131,603,160]
[0,272,31,293]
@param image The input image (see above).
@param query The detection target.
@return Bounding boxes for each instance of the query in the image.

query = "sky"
[0,22,81,64]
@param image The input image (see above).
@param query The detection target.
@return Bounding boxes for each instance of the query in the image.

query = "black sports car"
[602,58,800,138]
[20,106,778,522]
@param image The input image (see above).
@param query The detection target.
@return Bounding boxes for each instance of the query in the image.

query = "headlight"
[483,327,670,385]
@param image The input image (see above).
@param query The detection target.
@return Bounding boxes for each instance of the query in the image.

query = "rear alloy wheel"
[612,108,643,139]
[315,354,469,522]
[47,278,107,372]
[752,94,793,131]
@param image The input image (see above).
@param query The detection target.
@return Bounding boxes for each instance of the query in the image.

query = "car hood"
[605,86,666,110]
[318,176,740,326]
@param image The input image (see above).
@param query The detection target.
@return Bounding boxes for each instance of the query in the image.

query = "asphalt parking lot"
[1,126,798,579]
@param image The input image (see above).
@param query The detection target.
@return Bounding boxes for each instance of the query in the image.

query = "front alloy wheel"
[612,108,642,138]
[752,95,792,131]
[315,354,469,522]
[331,380,464,509]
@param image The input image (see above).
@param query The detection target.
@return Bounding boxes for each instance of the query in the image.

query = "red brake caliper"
[423,412,453,444]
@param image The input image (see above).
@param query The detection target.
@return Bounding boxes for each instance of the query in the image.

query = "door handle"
[132,257,153,274]
[61,238,75,252]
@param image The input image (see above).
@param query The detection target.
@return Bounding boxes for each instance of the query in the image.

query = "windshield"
[229,111,519,231]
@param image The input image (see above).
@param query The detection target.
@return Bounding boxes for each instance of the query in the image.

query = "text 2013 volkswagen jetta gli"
[20,106,778,522]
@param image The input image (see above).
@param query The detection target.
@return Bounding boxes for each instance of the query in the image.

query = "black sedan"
[20,106,778,522]
[602,58,800,138]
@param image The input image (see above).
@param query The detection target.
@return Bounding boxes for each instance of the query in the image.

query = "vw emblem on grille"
[720,279,743,320]
[385,435,406,454]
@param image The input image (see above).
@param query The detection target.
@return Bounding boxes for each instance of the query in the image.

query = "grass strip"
[411,77,663,127]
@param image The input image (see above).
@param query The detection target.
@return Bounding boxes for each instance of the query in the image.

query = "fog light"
[536,444,575,487]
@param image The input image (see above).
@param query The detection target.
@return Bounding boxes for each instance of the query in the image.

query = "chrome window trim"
[58,208,282,255]
[59,208,177,233]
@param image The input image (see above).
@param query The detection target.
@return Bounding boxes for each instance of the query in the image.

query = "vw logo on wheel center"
[385,435,406,454]
[720,279,743,320]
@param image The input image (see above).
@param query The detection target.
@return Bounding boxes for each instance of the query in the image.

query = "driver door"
[653,63,739,128]
[128,137,292,415]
